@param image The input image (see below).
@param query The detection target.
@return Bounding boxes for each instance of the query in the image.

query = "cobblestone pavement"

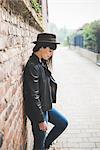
[49,47,100,150]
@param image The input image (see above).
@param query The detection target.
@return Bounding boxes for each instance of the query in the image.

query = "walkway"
[50,47,100,150]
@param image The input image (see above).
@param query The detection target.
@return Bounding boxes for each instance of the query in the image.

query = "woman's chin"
[44,58,49,61]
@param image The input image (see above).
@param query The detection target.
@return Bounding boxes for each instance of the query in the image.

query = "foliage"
[58,27,68,44]
[83,20,100,52]
[48,20,100,52]
[30,0,41,13]
[63,37,69,46]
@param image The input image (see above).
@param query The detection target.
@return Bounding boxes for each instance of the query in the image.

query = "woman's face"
[41,47,54,60]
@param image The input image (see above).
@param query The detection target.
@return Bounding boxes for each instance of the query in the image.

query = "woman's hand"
[39,121,48,131]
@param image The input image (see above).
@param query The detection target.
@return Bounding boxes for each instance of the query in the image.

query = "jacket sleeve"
[28,64,44,123]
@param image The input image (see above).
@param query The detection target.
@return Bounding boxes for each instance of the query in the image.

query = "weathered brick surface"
[0,1,43,149]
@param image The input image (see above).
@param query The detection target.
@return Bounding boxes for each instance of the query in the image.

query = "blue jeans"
[31,107,68,150]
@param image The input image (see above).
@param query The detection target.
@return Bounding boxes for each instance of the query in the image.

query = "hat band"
[37,37,56,43]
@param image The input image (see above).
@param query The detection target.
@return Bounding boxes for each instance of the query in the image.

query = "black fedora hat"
[33,33,60,44]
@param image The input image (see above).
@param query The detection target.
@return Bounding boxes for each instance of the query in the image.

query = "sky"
[48,0,100,30]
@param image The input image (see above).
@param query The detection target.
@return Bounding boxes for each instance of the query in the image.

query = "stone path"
[49,47,100,150]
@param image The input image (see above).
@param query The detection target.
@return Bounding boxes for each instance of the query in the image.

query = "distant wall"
[71,46,100,65]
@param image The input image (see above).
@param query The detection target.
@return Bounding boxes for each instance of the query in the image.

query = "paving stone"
[49,47,100,149]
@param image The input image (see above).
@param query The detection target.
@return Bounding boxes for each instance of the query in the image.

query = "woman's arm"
[28,64,44,124]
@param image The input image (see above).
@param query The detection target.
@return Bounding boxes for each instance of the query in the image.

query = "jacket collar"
[30,52,41,64]
[31,53,51,76]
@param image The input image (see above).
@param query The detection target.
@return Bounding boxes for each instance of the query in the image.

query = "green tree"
[83,20,100,52]
[31,0,41,13]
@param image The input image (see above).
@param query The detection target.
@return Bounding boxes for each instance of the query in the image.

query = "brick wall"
[0,1,44,149]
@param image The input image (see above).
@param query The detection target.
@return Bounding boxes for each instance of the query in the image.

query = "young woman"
[23,33,68,150]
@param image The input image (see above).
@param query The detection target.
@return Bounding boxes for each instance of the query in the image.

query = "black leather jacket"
[23,53,57,123]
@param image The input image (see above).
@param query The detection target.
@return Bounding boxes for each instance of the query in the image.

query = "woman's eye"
[49,50,53,52]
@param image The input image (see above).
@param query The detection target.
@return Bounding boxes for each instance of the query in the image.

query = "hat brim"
[32,41,60,44]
